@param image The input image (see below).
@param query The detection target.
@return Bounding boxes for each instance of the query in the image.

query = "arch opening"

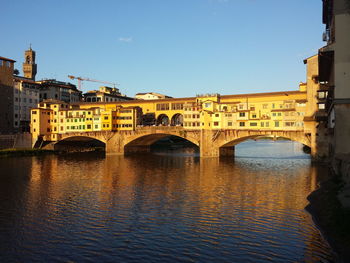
[171,114,183,126]
[54,136,106,152]
[219,135,311,158]
[124,134,199,154]
[157,114,169,126]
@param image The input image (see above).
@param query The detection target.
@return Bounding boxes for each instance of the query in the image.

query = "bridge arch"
[218,134,311,152]
[53,135,106,151]
[123,132,199,153]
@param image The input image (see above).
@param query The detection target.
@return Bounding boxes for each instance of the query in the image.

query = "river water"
[0,140,335,262]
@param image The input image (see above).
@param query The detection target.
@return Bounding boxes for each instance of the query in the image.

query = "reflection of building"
[13,76,40,132]
[84,86,133,102]
[0,56,16,133]
[135,92,172,100]
[319,0,350,158]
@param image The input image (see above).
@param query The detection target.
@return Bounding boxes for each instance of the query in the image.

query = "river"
[0,140,335,262]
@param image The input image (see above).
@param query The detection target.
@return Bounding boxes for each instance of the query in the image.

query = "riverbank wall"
[0,133,31,150]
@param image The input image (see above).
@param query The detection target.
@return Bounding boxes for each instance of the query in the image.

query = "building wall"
[13,79,40,132]
[0,58,15,134]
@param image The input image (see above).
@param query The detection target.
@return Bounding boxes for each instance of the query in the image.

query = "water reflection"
[0,141,334,262]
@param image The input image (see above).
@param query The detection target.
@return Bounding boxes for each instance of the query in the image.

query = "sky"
[2,0,324,98]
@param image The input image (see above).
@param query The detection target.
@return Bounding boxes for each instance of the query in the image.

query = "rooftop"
[0,56,16,62]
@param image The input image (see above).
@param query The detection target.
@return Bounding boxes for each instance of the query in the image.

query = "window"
[318,103,325,110]
[156,103,169,111]
[171,103,183,110]
[250,122,257,127]
[239,112,245,117]
[215,114,219,117]
[32,111,37,114]
[275,121,279,127]
[239,122,245,127]
[261,122,265,127]
[228,122,232,126]
[214,122,219,126]
[204,102,211,108]
[263,104,268,109]
[252,114,257,118]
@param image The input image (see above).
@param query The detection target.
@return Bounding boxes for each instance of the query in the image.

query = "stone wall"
[0,133,32,150]
[333,154,350,209]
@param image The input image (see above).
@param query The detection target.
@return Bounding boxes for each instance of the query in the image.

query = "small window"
[239,122,245,127]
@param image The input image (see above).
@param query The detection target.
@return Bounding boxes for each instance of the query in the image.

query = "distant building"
[0,56,16,133]
[13,76,40,132]
[22,46,37,80]
[37,79,82,103]
[135,92,172,100]
[84,86,134,102]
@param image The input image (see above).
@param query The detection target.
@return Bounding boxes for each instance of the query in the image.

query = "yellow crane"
[68,75,118,90]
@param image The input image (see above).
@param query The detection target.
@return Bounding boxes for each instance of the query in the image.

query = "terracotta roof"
[0,56,16,62]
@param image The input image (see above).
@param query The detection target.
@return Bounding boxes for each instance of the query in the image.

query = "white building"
[135,92,172,100]
[13,76,40,132]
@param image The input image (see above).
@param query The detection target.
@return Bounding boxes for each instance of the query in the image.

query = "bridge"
[32,82,326,159]
[53,126,312,157]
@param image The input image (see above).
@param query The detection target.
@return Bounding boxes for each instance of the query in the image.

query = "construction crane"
[68,75,118,90]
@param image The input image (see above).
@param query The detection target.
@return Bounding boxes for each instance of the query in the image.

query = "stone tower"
[22,45,37,80]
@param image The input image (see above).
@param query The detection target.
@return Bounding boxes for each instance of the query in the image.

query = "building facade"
[37,79,81,103]
[135,92,172,100]
[319,0,350,158]
[84,86,133,102]
[0,56,16,134]
[13,76,40,132]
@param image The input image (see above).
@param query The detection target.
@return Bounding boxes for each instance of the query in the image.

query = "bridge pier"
[219,146,235,157]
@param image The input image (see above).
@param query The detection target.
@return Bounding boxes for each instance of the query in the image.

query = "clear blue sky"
[2,0,324,97]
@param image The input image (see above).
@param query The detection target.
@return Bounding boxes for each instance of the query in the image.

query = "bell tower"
[22,45,37,80]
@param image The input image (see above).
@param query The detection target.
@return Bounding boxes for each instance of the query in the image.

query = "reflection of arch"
[157,114,169,126]
[171,114,183,126]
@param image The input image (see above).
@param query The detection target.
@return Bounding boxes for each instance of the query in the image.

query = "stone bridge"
[55,126,314,157]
